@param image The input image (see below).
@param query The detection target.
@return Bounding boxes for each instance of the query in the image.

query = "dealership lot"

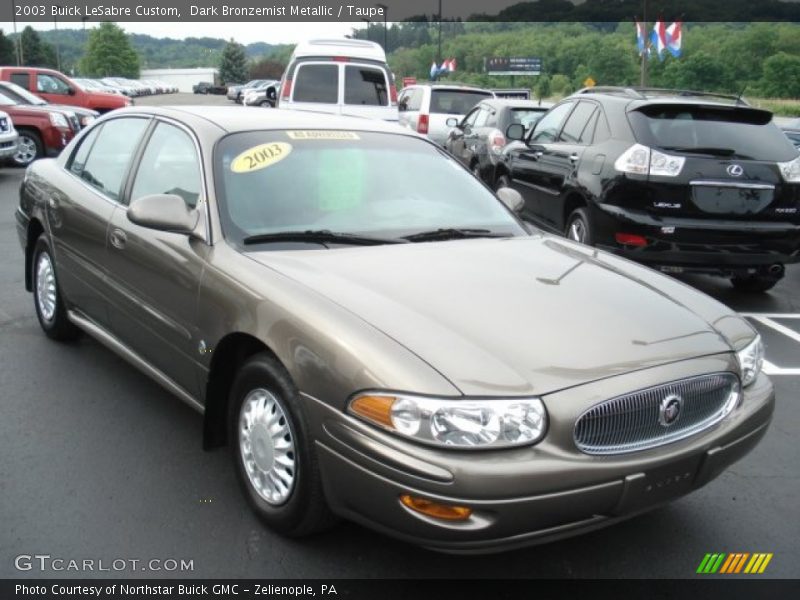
[1,163,797,579]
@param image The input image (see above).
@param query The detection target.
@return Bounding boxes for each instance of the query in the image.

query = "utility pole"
[376,4,388,52]
[12,0,23,65]
[361,18,370,42]
[54,5,62,72]
[437,0,443,65]
[640,0,648,86]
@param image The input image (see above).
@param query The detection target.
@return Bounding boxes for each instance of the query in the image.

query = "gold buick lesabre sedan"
[16,107,773,553]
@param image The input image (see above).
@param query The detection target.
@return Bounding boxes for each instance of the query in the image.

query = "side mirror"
[127,194,199,234]
[497,186,524,214]
[506,123,525,141]
[446,117,459,127]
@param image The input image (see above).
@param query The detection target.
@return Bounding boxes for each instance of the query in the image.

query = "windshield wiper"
[242,229,406,247]
[661,146,750,158]
[403,228,507,242]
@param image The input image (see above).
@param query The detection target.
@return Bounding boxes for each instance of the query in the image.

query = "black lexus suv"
[496,87,800,292]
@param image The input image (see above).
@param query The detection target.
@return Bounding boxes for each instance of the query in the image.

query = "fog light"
[399,494,472,521]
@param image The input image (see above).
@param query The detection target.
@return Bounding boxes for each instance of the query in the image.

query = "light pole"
[375,3,388,52]
[437,0,443,66]
[361,18,371,42]
[54,4,62,72]
[11,0,23,65]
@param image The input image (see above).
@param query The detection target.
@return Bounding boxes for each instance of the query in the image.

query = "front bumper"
[306,355,773,553]
[593,203,800,274]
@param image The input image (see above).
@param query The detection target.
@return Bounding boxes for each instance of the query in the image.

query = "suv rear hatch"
[625,103,800,221]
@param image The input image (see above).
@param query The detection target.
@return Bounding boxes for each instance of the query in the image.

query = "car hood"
[249,235,738,396]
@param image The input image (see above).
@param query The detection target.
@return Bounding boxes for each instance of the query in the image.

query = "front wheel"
[565,207,594,246]
[32,236,81,341]
[228,354,336,537]
[14,129,43,167]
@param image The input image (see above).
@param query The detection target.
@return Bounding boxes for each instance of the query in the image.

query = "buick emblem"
[726,164,744,177]
[659,394,683,427]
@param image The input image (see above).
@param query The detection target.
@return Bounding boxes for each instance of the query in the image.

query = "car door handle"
[109,228,127,250]
[533,151,543,159]
[569,153,580,162]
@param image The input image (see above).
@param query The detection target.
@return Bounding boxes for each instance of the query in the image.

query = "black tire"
[730,273,780,293]
[565,207,594,246]
[228,353,336,537]
[495,173,511,191]
[14,129,44,167]
[32,235,81,341]
[258,100,272,108]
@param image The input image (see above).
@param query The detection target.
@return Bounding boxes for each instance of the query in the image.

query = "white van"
[277,39,398,121]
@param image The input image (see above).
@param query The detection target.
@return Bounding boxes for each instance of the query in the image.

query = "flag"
[666,21,682,58]
[430,61,439,79]
[635,21,646,56]
[650,20,667,60]
[448,58,457,72]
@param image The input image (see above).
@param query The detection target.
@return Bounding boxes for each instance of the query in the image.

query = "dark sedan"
[445,99,550,185]
[193,81,227,95]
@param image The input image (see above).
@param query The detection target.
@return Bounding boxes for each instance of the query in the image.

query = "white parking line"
[739,313,800,376]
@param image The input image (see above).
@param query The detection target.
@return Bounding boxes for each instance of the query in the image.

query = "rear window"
[344,65,388,106]
[293,64,338,103]
[430,90,492,115]
[10,73,29,88]
[629,105,797,162]
[510,108,546,131]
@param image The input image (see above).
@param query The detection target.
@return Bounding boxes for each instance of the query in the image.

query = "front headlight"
[737,335,764,387]
[49,112,69,128]
[348,393,547,449]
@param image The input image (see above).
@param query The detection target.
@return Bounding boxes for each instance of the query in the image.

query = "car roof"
[570,86,757,111]
[479,98,551,110]
[104,106,420,136]
[291,38,387,62]
[406,83,493,92]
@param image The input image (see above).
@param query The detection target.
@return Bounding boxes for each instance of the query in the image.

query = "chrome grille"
[574,373,740,455]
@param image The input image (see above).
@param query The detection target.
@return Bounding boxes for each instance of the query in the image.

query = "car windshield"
[430,90,493,115]
[510,108,546,131]
[1,81,47,105]
[629,104,797,162]
[214,130,525,247]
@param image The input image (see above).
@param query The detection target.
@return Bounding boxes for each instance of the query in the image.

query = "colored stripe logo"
[697,553,773,574]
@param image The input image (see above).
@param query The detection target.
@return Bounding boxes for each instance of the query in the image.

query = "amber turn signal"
[349,395,395,429]
[399,494,472,521]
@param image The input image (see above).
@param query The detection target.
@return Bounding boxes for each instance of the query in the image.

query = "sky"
[0,21,364,45]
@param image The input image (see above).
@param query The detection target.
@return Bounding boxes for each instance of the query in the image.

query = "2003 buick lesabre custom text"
[16,107,774,553]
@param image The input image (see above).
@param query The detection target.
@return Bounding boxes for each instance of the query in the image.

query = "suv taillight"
[281,79,292,99]
[418,114,429,134]
[390,84,397,105]
[614,143,685,177]
[489,129,506,154]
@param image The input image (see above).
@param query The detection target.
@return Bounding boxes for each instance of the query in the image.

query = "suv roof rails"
[576,85,750,106]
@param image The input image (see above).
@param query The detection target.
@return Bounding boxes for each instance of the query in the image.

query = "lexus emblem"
[659,394,683,427]
[727,164,744,177]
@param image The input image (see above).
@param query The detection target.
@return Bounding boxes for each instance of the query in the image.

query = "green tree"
[761,52,800,98]
[219,39,248,84]
[535,74,551,101]
[0,30,16,65]
[21,26,57,68]
[79,22,139,77]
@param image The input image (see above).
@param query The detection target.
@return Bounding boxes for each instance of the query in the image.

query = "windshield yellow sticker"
[230,142,292,173]
[286,131,361,140]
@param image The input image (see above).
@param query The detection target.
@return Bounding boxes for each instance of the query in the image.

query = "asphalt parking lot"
[1,99,798,579]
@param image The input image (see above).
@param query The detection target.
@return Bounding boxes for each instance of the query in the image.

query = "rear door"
[342,62,396,121]
[447,106,481,165]
[288,62,340,116]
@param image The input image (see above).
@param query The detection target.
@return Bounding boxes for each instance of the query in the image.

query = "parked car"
[497,86,800,292]
[0,110,19,160]
[193,81,227,95]
[16,106,773,552]
[72,78,125,96]
[277,39,398,121]
[445,98,551,184]
[100,78,137,97]
[227,80,265,103]
[0,80,98,129]
[243,80,280,107]
[398,83,495,145]
[0,67,130,113]
[0,93,76,166]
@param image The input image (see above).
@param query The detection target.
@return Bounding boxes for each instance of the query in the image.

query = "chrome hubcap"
[36,252,57,322]
[239,388,296,505]
[15,135,37,165]
[568,219,586,243]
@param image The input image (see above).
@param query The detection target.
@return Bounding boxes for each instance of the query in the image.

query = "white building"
[140,68,219,93]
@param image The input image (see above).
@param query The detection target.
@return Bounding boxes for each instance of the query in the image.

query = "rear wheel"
[229,353,336,537]
[730,272,781,293]
[32,235,81,341]
[565,207,594,245]
[14,129,43,167]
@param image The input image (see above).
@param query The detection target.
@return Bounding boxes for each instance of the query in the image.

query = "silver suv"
[398,83,495,145]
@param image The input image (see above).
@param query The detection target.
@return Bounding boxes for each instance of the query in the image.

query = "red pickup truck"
[0,67,130,113]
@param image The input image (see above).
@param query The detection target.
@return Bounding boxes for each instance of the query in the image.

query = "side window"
[79,118,149,201]
[406,88,422,111]
[593,109,612,143]
[462,107,481,128]
[68,125,103,177]
[10,73,29,88]
[130,122,201,208]
[293,64,338,103]
[344,65,388,106]
[530,102,574,143]
[558,102,597,144]
[36,73,71,95]
[474,107,491,128]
